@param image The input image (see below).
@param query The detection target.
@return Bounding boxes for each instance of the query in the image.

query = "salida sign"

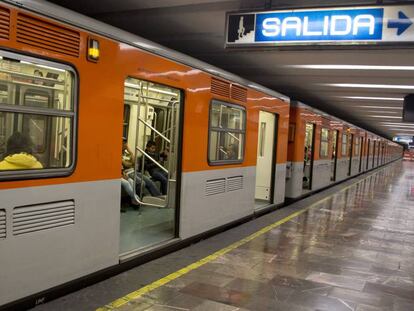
[226,5,414,46]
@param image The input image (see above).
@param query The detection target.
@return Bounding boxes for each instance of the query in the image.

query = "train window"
[342,133,348,156]
[354,137,360,156]
[209,100,245,164]
[0,51,75,177]
[320,128,329,158]
[123,104,130,139]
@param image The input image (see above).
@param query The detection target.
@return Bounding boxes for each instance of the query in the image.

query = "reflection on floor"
[120,205,175,254]
[119,161,414,311]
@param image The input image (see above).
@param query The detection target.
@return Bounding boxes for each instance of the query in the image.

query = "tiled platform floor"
[116,161,414,311]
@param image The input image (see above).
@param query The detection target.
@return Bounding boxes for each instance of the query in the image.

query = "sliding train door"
[255,111,277,210]
[372,141,376,169]
[120,78,182,258]
[348,134,354,176]
[331,130,338,181]
[359,137,364,172]
[303,123,315,190]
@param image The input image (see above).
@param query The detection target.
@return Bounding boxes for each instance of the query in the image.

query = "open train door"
[120,78,182,258]
[303,123,315,190]
[254,111,277,210]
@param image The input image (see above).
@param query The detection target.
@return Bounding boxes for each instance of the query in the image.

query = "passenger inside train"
[0,56,73,172]
[0,132,43,170]
[121,138,162,200]
[144,140,168,195]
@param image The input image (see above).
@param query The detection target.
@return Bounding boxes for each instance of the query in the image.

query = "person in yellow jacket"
[0,132,43,170]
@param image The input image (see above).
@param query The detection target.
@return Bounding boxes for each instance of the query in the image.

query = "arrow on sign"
[388,11,413,35]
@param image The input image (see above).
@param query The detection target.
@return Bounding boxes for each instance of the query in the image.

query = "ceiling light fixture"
[338,96,403,101]
[366,115,402,118]
[362,111,401,114]
[288,65,414,71]
[381,122,414,125]
[357,106,403,109]
[322,83,414,90]
[380,124,414,128]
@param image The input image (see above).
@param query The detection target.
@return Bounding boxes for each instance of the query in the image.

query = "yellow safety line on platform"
[97,171,377,311]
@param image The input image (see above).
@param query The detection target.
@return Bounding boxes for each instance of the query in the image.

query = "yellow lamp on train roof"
[87,38,100,62]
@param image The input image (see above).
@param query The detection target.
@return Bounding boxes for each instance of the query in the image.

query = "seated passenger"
[33,69,44,85]
[226,143,239,160]
[0,132,43,170]
[121,169,140,207]
[122,138,162,197]
[144,140,168,195]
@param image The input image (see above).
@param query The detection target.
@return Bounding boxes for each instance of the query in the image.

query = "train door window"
[123,104,130,139]
[348,134,354,176]
[331,130,338,181]
[0,51,75,177]
[320,128,329,158]
[208,100,245,164]
[359,137,364,172]
[372,141,376,168]
[377,142,381,166]
[341,133,348,156]
[121,77,182,255]
[354,137,360,157]
[366,139,370,170]
[255,111,277,210]
[303,123,314,190]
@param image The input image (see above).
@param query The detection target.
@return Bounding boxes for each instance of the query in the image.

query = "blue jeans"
[150,169,168,195]
[138,173,162,196]
[121,178,139,205]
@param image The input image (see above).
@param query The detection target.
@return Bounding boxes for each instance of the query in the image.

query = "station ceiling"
[49,0,414,139]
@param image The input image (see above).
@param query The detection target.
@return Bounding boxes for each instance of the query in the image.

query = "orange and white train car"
[0,0,291,307]
[0,1,403,309]
[285,101,403,201]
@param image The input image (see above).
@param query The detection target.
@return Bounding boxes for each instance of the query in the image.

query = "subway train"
[0,0,403,308]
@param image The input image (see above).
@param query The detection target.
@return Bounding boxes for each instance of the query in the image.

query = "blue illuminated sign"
[255,9,383,42]
[226,5,414,46]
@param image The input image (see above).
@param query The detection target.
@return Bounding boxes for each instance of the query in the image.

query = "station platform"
[35,160,414,311]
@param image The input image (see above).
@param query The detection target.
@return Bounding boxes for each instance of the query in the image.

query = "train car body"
[0,0,291,306]
[285,101,403,201]
[0,1,403,308]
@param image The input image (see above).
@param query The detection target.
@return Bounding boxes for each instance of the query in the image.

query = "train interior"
[303,122,314,191]
[254,111,277,210]
[121,77,180,256]
[0,55,73,170]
